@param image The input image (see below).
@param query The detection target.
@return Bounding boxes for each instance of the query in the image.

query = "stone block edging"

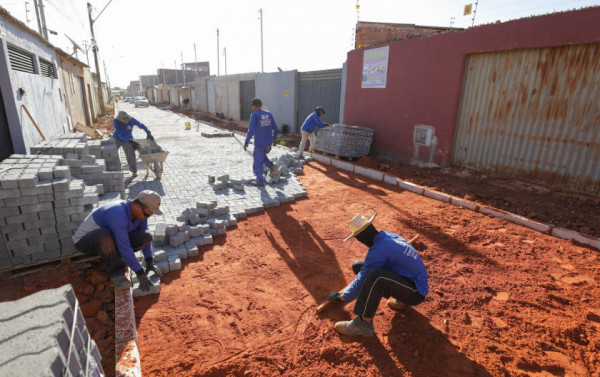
[115,288,142,377]
[311,153,600,250]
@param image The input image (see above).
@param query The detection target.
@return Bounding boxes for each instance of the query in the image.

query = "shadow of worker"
[264,206,346,305]
[385,308,493,377]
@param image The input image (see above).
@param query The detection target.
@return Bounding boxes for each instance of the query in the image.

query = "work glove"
[327,292,343,303]
[244,141,249,151]
[130,140,140,151]
[135,269,154,291]
[325,124,331,127]
[146,132,154,141]
[145,257,163,278]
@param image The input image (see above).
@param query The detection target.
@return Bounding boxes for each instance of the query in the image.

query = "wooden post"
[21,104,45,140]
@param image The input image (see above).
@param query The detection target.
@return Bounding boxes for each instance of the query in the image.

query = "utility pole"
[258,9,263,73]
[38,0,48,40]
[82,41,90,65]
[33,0,43,36]
[174,60,178,83]
[25,2,31,24]
[223,47,227,75]
[471,0,479,27]
[194,43,198,79]
[87,2,106,116]
[216,28,220,76]
[181,52,186,87]
[103,60,111,101]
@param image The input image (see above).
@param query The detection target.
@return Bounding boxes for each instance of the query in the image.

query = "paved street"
[114,103,307,228]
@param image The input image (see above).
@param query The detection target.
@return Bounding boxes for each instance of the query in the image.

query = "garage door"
[452,44,600,196]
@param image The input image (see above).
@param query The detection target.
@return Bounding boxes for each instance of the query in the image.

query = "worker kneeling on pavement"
[72,190,163,291]
[244,98,279,186]
[329,213,429,337]
[113,111,155,178]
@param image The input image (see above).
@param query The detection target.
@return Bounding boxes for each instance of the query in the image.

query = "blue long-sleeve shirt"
[112,117,150,143]
[245,109,278,146]
[300,111,327,133]
[73,200,151,272]
[342,231,429,302]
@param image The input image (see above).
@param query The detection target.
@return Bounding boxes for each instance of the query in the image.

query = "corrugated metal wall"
[453,44,600,196]
[296,69,342,132]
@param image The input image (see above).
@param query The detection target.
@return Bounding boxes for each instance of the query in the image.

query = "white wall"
[0,13,68,153]
[214,73,256,121]
[255,70,297,131]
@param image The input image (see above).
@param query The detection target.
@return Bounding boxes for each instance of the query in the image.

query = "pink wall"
[344,7,600,166]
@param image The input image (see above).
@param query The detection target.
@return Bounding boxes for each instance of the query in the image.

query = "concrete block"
[311,153,332,165]
[165,224,178,236]
[423,189,451,203]
[156,260,170,274]
[132,271,161,297]
[167,255,181,270]
[20,202,53,214]
[152,249,167,262]
[383,174,399,186]
[355,166,384,181]
[449,197,479,211]
[331,159,354,172]
[398,181,425,195]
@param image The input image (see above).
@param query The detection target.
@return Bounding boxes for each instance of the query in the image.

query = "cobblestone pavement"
[113,103,307,228]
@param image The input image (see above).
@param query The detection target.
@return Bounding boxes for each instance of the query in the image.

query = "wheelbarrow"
[135,139,169,179]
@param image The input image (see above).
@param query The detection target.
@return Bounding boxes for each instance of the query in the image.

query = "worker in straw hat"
[72,190,164,291]
[328,213,429,337]
[113,111,155,178]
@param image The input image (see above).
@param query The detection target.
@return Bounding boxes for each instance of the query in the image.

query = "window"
[39,58,57,78]
[7,44,36,74]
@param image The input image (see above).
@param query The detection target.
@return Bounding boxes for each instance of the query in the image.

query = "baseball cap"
[136,190,163,215]
[315,106,325,114]
[116,111,131,123]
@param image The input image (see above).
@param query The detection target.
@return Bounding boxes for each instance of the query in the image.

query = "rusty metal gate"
[452,44,600,196]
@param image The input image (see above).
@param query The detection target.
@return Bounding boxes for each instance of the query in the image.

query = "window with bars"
[39,58,57,79]
[7,44,36,74]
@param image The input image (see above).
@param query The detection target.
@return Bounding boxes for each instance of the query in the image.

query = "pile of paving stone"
[208,152,306,191]
[0,285,104,377]
[201,131,234,138]
[30,134,124,194]
[314,123,374,158]
[0,155,104,269]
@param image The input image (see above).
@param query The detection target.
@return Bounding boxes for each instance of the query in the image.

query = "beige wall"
[56,53,91,127]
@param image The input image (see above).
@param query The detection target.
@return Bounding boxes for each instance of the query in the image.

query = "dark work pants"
[115,139,137,173]
[253,145,273,184]
[352,262,425,319]
[75,228,152,276]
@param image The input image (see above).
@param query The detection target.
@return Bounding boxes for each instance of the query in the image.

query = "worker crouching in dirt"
[244,98,279,186]
[72,190,164,291]
[328,214,429,337]
[113,111,155,178]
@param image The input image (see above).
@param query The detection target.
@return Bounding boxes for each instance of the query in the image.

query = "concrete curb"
[115,288,142,377]
[311,152,600,250]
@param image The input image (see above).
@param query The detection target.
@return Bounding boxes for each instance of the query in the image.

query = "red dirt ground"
[134,162,600,377]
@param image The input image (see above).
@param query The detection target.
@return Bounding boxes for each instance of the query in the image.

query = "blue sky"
[1,0,597,88]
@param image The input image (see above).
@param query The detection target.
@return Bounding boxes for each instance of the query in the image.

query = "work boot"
[269,163,278,177]
[387,298,406,311]
[334,316,374,337]
[131,172,138,178]
[251,180,265,187]
[110,274,131,290]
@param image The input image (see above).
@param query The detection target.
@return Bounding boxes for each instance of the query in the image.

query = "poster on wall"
[361,46,389,89]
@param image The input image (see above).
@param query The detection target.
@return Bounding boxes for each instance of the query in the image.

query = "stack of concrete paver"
[0,155,100,269]
[314,123,374,158]
[0,285,104,377]
[30,134,124,194]
[88,137,121,172]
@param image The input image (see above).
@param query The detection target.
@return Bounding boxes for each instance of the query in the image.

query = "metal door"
[240,80,255,121]
[453,44,600,196]
[0,87,14,161]
[207,80,216,114]
[296,69,342,132]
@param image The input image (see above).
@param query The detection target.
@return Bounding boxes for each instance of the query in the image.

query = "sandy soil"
[133,162,600,377]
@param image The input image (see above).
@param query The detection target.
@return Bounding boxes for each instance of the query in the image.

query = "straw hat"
[344,213,377,242]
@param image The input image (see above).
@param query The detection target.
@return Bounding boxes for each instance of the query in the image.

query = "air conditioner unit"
[413,125,434,146]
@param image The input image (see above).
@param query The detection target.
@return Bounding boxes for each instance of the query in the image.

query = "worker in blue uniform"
[298,106,329,158]
[328,213,429,337]
[72,190,164,291]
[113,111,155,177]
[244,98,279,186]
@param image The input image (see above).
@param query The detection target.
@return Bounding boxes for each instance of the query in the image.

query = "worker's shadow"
[264,206,346,304]
[382,308,492,376]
